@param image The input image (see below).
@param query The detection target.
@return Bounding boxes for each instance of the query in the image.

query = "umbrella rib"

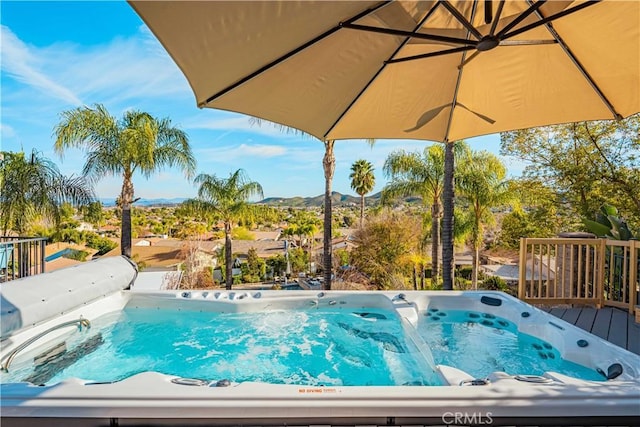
[503,0,601,40]
[341,23,477,46]
[498,39,557,46]
[489,0,506,36]
[386,46,475,64]
[495,0,546,39]
[323,1,442,139]
[440,0,483,40]
[444,0,480,142]
[484,0,493,25]
[525,1,621,120]
[202,1,391,106]
[456,50,481,70]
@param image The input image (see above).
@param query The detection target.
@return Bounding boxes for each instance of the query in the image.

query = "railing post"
[518,238,527,301]
[0,236,47,282]
[598,238,606,309]
[629,240,638,315]
[40,238,46,274]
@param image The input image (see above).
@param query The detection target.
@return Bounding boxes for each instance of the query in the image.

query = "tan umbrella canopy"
[130,0,640,289]
[130,0,639,142]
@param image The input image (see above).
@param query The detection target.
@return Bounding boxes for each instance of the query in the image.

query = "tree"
[456,151,512,289]
[501,115,640,230]
[284,210,320,272]
[350,211,422,289]
[0,150,94,235]
[54,104,196,257]
[185,169,263,290]
[442,141,456,290]
[250,118,379,289]
[383,142,468,287]
[83,201,104,229]
[266,254,287,278]
[243,247,266,283]
[497,179,565,249]
[322,139,335,290]
[349,159,375,228]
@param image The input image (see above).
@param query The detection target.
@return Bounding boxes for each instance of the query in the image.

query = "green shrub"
[481,275,508,291]
[455,276,472,290]
[84,233,117,255]
[232,227,255,240]
[458,266,473,280]
[64,249,89,261]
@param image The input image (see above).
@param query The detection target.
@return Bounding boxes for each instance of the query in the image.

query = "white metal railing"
[0,236,47,282]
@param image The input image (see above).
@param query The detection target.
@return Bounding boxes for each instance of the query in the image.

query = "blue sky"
[1,0,524,200]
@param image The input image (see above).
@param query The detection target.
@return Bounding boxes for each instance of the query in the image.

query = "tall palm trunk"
[431,201,441,285]
[308,232,313,274]
[442,142,455,290]
[120,172,134,258]
[359,194,365,228]
[471,217,481,289]
[472,245,479,290]
[322,140,335,290]
[224,221,233,290]
[412,265,417,290]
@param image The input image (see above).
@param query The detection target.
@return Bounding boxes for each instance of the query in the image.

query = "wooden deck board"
[627,314,640,355]
[591,308,613,340]
[548,307,566,318]
[607,309,629,349]
[560,307,581,324]
[574,307,597,332]
[544,305,639,355]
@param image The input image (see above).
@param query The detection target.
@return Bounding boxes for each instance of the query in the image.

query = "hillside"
[98,192,421,208]
[258,191,421,208]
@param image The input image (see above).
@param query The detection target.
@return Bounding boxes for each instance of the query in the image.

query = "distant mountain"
[100,198,188,207]
[258,191,421,208]
[98,193,420,208]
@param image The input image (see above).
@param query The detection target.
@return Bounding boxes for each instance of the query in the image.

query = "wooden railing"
[0,236,48,282]
[518,238,639,314]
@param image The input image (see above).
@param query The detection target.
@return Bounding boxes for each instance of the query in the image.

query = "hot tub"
[1,258,639,426]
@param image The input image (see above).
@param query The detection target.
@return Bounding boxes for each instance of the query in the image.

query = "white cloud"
[239,144,287,157]
[184,113,314,141]
[187,116,253,131]
[1,24,191,110]
[1,25,83,105]
[0,123,16,140]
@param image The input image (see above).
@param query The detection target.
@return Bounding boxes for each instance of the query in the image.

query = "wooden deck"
[539,306,640,355]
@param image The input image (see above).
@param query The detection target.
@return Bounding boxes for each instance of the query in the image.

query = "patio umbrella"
[130,0,640,288]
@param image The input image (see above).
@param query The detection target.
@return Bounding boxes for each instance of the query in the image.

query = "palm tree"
[349,159,375,228]
[54,104,196,257]
[285,211,320,273]
[321,139,336,290]
[457,151,512,288]
[250,116,376,290]
[186,169,263,290]
[0,150,94,235]
[383,142,468,287]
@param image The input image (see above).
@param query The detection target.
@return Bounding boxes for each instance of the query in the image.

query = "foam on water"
[3,307,441,387]
[418,309,604,381]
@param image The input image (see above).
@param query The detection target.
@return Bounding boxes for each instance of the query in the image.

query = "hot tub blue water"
[418,309,605,381]
[4,307,442,387]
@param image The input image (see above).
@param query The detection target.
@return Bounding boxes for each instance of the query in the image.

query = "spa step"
[24,333,104,385]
